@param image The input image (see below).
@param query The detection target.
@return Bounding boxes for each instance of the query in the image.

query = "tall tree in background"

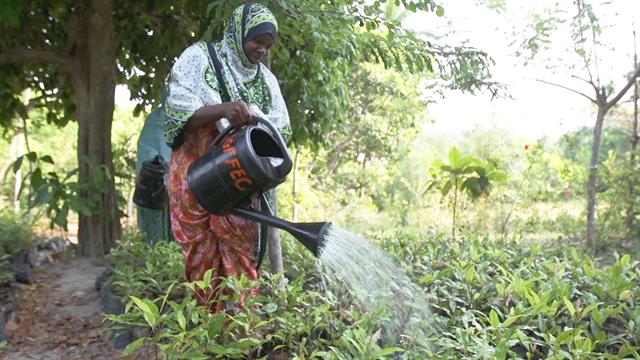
[523,0,640,254]
[629,28,639,230]
[0,0,209,256]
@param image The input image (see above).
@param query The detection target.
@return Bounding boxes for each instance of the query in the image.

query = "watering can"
[187,117,330,257]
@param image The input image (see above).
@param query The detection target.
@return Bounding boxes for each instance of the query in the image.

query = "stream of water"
[317,225,433,345]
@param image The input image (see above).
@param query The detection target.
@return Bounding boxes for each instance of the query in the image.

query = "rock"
[112,328,133,350]
[9,250,32,284]
[36,237,68,252]
[94,268,112,291]
[100,283,124,315]
[99,275,133,350]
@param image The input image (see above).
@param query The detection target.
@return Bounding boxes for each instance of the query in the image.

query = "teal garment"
[135,107,174,244]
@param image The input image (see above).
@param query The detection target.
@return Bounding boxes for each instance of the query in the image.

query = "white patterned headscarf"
[164,3,291,147]
[213,4,290,139]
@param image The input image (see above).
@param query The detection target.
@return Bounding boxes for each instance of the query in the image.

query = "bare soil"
[0,256,125,360]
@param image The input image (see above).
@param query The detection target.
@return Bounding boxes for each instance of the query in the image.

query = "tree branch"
[536,78,596,103]
[571,74,594,86]
[605,65,640,110]
[0,48,72,72]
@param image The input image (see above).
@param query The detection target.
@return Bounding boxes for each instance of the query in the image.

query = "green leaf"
[502,314,521,327]
[207,312,226,339]
[619,290,633,301]
[53,205,69,230]
[40,155,54,164]
[160,281,177,313]
[262,302,277,314]
[448,147,462,167]
[12,155,24,173]
[579,302,601,319]
[592,308,605,325]
[582,259,597,278]
[441,180,452,196]
[436,5,445,17]
[30,168,43,190]
[489,309,500,328]
[556,329,578,345]
[123,337,147,356]
[203,268,213,289]
[495,340,507,360]
[563,296,576,317]
[130,296,159,327]
[620,254,630,267]
[464,265,475,283]
[375,347,404,357]
[176,310,187,331]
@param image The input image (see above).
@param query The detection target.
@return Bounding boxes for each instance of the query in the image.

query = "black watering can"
[187,117,330,257]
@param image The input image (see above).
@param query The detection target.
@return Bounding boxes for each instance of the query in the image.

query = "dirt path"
[0,257,124,360]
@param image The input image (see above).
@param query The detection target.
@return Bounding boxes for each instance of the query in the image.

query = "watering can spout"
[285,221,331,257]
[231,207,331,257]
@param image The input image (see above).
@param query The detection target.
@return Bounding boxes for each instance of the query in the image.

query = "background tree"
[0,0,211,256]
[313,64,426,193]
[629,28,639,229]
[206,0,500,147]
[522,0,640,254]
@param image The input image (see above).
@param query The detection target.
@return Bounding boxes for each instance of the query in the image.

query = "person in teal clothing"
[135,106,174,244]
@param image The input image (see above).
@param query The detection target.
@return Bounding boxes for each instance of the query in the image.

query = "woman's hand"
[187,101,254,132]
[222,101,254,128]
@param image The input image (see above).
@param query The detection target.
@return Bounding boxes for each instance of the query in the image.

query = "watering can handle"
[253,117,293,179]
[210,117,293,178]
[211,121,237,147]
[211,116,272,146]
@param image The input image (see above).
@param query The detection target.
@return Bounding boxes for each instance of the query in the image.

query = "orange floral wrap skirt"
[168,122,259,312]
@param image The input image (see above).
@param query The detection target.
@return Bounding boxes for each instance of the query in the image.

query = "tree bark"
[264,44,283,274]
[292,146,299,222]
[72,0,121,257]
[586,106,606,256]
[267,188,284,274]
[628,31,638,228]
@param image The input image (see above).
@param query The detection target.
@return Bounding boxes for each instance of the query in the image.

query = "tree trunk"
[359,153,367,198]
[628,34,638,228]
[292,146,299,222]
[264,43,283,273]
[586,106,607,255]
[267,188,284,274]
[12,132,24,212]
[72,0,121,257]
[630,77,638,228]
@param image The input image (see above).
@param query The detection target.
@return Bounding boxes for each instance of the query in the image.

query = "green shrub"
[376,230,640,358]
[0,210,34,286]
[0,210,34,256]
[108,229,184,299]
[106,227,640,359]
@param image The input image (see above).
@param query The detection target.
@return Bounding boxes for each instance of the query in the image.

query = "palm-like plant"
[427,147,507,239]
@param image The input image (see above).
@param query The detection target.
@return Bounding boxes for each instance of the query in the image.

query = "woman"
[164,3,291,311]
[134,105,173,245]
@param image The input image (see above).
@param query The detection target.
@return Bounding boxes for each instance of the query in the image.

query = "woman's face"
[244,34,274,65]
